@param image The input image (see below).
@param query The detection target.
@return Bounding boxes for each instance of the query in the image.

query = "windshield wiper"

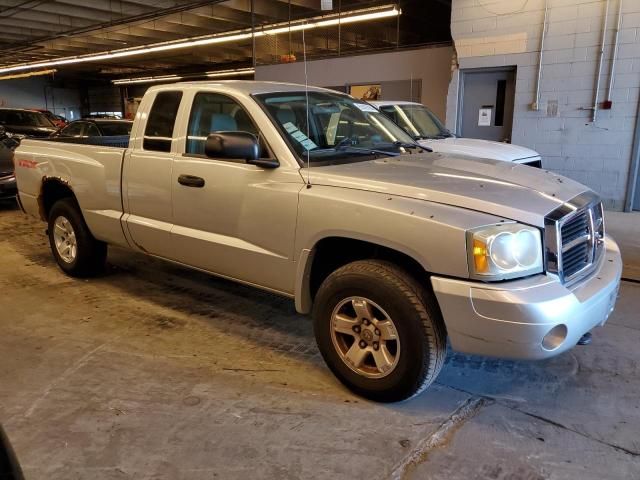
[391,141,430,151]
[335,145,400,157]
[381,140,432,153]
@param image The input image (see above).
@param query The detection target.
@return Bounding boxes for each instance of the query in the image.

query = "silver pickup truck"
[14,81,622,402]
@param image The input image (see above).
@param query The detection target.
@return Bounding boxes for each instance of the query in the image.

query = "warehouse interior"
[1,1,640,479]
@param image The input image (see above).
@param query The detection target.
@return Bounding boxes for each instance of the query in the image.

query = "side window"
[186,92,259,156]
[144,91,182,152]
[86,124,101,136]
[61,122,84,137]
[379,106,399,123]
[379,105,414,137]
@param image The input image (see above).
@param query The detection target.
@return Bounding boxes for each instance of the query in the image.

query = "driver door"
[170,91,301,294]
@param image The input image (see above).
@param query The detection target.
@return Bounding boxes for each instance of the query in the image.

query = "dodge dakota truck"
[14,81,622,402]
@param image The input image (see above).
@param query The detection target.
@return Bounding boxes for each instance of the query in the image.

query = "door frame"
[624,94,640,211]
[456,65,517,139]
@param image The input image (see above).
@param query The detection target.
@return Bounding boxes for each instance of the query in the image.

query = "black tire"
[47,198,107,277]
[313,260,447,402]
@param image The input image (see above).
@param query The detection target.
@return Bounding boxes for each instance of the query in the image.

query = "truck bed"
[40,135,130,149]
[14,138,129,248]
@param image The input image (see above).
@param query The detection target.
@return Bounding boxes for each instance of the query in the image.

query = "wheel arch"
[39,177,77,221]
[295,235,432,314]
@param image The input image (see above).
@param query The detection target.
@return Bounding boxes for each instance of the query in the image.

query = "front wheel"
[48,198,107,277]
[313,260,447,402]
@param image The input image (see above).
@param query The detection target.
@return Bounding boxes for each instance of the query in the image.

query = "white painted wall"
[447,0,640,210]
[255,46,455,120]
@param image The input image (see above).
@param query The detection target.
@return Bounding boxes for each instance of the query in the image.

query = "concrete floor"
[1,200,639,480]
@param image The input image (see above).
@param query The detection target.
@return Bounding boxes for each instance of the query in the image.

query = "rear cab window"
[143,91,183,152]
[61,122,84,137]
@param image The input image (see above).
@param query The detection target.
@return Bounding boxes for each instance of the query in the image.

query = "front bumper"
[0,174,17,199]
[431,236,622,360]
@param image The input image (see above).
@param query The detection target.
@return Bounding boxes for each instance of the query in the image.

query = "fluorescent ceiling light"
[0,69,57,81]
[0,5,399,75]
[205,68,255,78]
[113,74,182,85]
[113,68,255,84]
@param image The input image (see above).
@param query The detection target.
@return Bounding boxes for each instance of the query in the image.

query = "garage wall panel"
[0,77,81,119]
[447,0,640,210]
[255,46,454,120]
[87,85,122,116]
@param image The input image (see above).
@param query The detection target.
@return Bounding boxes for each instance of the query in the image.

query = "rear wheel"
[48,198,107,277]
[313,260,447,402]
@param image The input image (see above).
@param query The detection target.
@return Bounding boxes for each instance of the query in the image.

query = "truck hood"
[309,153,589,227]
[418,137,540,163]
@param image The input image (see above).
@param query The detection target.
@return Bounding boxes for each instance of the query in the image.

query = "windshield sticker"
[290,130,305,141]
[354,103,378,113]
[300,138,318,150]
[283,122,298,133]
[283,122,318,150]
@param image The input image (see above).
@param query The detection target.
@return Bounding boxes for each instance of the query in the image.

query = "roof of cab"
[146,80,341,96]
[368,100,423,107]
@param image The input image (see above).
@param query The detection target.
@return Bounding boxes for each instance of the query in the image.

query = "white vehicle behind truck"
[371,100,542,167]
[14,81,621,402]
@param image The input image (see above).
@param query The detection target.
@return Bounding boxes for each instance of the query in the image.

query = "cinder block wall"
[446,0,640,210]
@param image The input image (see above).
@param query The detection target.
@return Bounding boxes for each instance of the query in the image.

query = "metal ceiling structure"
[0,0,451,81]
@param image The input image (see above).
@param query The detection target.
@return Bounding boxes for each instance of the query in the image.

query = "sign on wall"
[478,106,493,126]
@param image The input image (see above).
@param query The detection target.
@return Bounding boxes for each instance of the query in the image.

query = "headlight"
[467,223,543,280]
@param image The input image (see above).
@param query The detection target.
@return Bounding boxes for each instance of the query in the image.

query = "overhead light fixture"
[0,5,399,75]
[0,69,57,81]
[205,67,255,78]
[113,74,182,85]
[112,67,255,85]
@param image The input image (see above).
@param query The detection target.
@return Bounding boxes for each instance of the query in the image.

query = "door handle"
[178,174,205,188]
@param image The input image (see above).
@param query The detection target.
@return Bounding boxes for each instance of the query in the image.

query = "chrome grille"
[544,192,605,285]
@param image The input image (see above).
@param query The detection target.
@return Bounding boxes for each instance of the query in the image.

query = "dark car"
[83,113,122,120]
[0,426,24,480]
[0,127,19,201]
[0,108,58,138]
[53,119,132,138]
[33,109,67,128]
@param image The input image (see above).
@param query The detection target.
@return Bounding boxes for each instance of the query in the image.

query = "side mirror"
[205,131,279,168]
[205,131,260,161]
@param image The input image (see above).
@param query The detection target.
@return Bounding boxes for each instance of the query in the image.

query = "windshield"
[254,91,418,165]
[378,104,451,140]
[0,110,54,127]
[99,122,132,136]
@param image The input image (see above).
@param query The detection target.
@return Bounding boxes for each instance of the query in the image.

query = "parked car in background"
[83,113,122,120]
[371,101,542,167]
[52,119,133,138]
[32,109,67,129]
[0,127,18,202]
[0,108,58,139]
